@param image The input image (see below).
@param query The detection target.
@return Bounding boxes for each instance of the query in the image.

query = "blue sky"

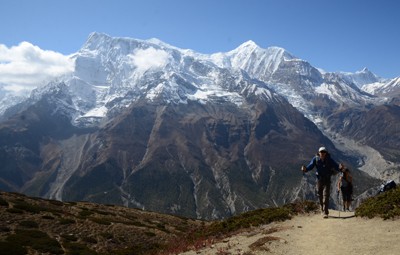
[0,0,399,87]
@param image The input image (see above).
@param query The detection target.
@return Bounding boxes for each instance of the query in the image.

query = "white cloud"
[0,42,75,93]
[129,47,169,73]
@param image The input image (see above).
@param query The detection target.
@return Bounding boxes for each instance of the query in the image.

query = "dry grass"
[0,191,319,254]
[0,191,206,255]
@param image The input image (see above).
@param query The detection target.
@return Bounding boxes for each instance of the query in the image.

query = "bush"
[90,217,111,225]
[18,220,39,228]
[12,201,41,214]
[42,215,55,220]
[61,234,78,242]
[6,208,24,214]
[0,197,8,206]
[0,226,11,232]
[82,236,98,244]
[356,187,400,219]
[206,207,292,236]
[6,229,63,254]
[59,218,76,225]
[79,210,94,218]
[63,241,97,255]
[0,241,27,255]
[49,200,64,206]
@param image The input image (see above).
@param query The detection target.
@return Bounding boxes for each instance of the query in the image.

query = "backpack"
[341,170,353,194]
[378,180,397,194]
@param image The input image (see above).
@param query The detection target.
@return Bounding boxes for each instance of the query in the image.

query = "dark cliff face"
[0,91,82,192]
[60,98,329,219]
[327,103,400,162]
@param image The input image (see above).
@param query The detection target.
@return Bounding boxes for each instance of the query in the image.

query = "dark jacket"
[305,154,340,180]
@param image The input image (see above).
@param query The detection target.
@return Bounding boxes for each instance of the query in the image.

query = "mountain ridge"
[0,33,398,219]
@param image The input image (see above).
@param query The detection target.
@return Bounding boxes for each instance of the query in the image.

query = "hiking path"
[180,210,400,255]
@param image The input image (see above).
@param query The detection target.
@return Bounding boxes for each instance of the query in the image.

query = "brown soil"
[180,210,400,255]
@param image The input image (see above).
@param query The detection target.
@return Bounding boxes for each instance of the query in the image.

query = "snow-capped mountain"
[2,32,398,127]
[0,33,398,219]
[39,33,282,126]
[338,67,384,88]
[362,77,400,97]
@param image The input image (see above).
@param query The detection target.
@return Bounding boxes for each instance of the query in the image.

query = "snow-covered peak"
[234,40,260,52]
[2,33,398,128]
[359,67,370,73]
[212,41,296,79]
[337,67,383,88]
[362,77,400,97]
[37,34,286,126]
[82,32,112,51]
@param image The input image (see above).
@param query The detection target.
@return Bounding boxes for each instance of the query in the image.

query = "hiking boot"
[323,214,329,219]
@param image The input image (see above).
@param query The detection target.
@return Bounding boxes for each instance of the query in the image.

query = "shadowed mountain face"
[327,104,400,162]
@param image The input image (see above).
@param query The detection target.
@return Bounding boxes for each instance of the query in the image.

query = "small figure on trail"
[301,147,340,218]
[337,163,353,211]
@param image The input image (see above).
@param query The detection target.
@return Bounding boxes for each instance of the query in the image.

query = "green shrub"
[82,236,98,244]
[63,242,98,255]
[0,197,8,206]
[42,215,55,220]
[18,220,39,228]
[0,240,27,255]
[90,217,111,225]
[61,234,78,242]
[156,223,170,233]
[112,245,159,255]
[130,221,146,227]
[145,231,156,237]
[93,209,113,216]
[59,218,76,225]
[12,201,41,214]
[6,229,63,254]
[100,232,113,240]
[0,226,11,232]
[356,187,400,219]
[6,208,24,214]
[206,207,292,236]
[49,200,64,206]
[79,210,94,218]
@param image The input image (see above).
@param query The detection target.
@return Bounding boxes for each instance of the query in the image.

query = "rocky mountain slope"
[0,33,398,219]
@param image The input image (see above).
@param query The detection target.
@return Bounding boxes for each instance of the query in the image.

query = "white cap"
[319,147,327,152]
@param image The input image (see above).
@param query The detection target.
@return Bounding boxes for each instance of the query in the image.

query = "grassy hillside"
[0,187,398,255]
[355,186,400,219]
[0,192,204,255]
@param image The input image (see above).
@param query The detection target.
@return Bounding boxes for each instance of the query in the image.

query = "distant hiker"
[337,163,353,211]
[301,147,340,218]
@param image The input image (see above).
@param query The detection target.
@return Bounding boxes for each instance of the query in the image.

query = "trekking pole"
[337,189,341,218]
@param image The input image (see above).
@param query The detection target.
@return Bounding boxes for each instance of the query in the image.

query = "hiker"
[337,163,353,211]
[301,147,340,218]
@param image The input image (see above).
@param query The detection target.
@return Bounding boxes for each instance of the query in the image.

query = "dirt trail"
[180,210,400,255]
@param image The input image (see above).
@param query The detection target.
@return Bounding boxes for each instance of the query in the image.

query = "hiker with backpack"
[301,147,340,218]
[337,163,353,211]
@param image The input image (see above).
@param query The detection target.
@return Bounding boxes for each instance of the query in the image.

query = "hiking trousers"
[317,176,331,214]
[341,186,352,202]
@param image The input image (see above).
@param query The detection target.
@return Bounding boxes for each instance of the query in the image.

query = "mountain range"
[0,32,398,219]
